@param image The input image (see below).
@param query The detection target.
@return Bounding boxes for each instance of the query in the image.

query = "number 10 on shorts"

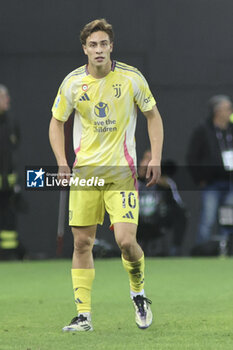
[120,191,137,209]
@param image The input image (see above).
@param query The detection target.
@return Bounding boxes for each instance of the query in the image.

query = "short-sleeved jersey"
[52,60,156,169]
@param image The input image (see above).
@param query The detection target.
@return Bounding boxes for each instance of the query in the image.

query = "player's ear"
[83,45,87,55]
[110,42,113,53]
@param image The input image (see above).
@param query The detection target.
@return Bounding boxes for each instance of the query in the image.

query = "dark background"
[1,0,233,257]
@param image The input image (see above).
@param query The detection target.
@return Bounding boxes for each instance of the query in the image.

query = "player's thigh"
[113,222,138,247]
[69,189,105,226]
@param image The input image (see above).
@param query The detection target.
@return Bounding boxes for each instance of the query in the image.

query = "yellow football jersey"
[52,61,156,171]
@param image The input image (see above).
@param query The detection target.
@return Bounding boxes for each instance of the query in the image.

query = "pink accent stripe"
[73,145,80,167]
[123,133,138,192]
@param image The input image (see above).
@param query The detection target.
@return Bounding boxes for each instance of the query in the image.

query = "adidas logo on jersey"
[122,211,134,219]
[79,93,90,101]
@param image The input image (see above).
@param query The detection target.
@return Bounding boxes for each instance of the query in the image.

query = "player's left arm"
[143,105,164,187]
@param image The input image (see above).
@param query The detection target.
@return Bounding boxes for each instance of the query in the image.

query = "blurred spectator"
[186,95,233,254]
[137,150,187,256]
[0,84,25,260]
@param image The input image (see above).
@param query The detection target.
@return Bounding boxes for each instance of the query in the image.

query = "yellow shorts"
[69,182,139,227]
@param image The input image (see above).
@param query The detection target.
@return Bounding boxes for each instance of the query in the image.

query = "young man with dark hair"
[49,18,163,332]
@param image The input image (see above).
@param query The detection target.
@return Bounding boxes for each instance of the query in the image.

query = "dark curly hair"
[80,18,114,45]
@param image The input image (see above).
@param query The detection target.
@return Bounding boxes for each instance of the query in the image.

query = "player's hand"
[57,165,71,183]
[146,161,161,187]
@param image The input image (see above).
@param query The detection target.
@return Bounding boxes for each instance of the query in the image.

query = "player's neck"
[87,60,112,79]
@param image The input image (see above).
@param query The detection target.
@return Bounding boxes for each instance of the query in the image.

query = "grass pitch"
[0,258,233,350]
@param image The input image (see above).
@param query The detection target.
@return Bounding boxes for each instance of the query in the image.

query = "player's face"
[0,90,10,114]
[83,31,113,68]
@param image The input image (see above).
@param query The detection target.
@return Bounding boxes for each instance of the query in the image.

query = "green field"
[0,258,233,350]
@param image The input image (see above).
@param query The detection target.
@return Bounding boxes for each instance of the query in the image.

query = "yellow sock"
[121,254,145,293]
[71,268,95,314]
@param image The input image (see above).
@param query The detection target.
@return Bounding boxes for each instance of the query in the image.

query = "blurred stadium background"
[1,0,233,258]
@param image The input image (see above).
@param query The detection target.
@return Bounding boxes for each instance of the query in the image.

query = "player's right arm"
[133,70,163,186]
[50,77,74,180]
[49,117,70,180]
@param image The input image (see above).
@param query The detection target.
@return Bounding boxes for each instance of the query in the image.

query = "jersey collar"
[85,60,116,75]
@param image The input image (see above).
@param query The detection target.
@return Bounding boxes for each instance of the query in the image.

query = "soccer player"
[49,19,163,331]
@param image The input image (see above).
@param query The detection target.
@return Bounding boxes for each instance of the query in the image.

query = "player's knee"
[117,237,136,254]
[73,235,94,254]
